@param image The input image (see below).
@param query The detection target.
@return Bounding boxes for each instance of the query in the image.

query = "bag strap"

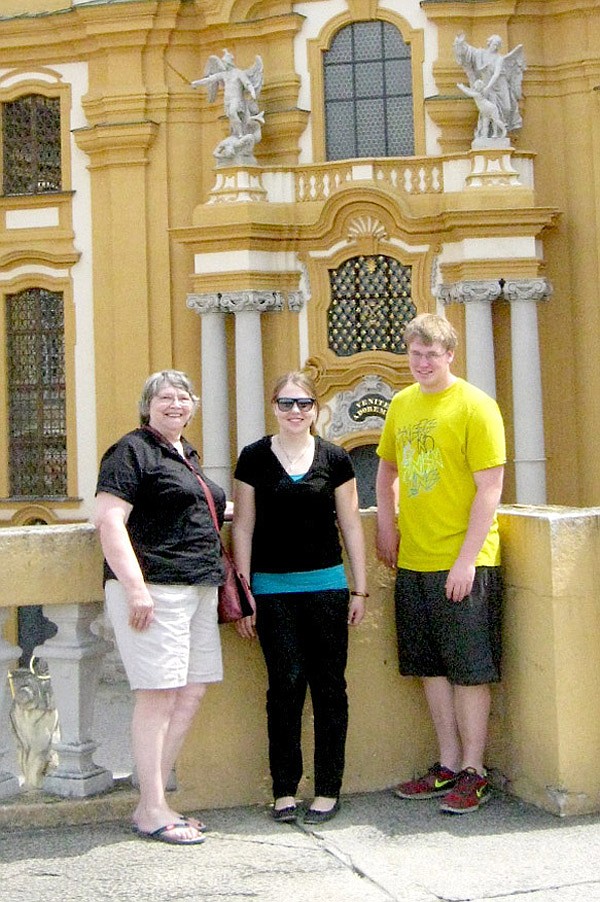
[143,424,223,544]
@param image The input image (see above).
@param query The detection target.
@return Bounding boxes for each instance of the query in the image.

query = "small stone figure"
[9,659,59,788]
[192,49,264,166]
[454,33,526,138]
[457,80,507,139]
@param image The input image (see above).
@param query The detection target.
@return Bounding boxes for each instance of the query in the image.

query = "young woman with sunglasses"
[232,371,367,825]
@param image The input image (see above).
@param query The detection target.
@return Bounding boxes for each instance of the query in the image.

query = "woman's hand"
[127,587,155,631]
[235,613,257,639]
[348,595,365,626]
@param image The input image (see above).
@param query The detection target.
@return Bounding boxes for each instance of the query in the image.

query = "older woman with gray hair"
[94,370,225,846]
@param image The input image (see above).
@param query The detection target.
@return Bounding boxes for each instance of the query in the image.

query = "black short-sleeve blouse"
[234,435,354,574]
[96,427,225,586]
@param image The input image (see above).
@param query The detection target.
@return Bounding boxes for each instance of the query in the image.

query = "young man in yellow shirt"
[376,313,505,814]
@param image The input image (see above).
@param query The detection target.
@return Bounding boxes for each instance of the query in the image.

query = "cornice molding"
[72,120,159,167]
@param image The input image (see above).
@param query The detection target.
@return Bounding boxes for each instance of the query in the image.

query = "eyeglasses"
[155,393,194,405]
[407,349,448,362]
[275,397,316,413]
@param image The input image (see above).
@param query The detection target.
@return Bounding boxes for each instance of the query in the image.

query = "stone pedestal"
[466,143,522,188]
[207,167,267,204]
[37,602,114,798]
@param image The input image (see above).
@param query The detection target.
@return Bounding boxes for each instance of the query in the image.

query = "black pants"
[256,589,349,799]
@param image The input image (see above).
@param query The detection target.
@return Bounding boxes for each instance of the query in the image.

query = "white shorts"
[104,580,223,690]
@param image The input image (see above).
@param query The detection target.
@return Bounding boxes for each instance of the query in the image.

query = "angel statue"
[192,49,265,165]
[454,33,526,138]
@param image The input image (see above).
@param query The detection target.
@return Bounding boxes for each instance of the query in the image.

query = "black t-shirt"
[234,435,355,574]
[96,427,226,586]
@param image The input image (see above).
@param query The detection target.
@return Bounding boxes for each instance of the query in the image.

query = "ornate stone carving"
[186,291,284,314]
[439,278,553,306]
[287,292,304,312]
[288,262,311,311]
[219,290,284,313]
[192,50,264,167]
[438,280,503,305]
[186,293,222,315]
[348,216,388,242]
[454,33,526,142]
[323,376,395,440]
[502,278,553,303]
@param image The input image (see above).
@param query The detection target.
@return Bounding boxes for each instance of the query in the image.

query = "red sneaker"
[393,762,458,799]
[439,767,491,814]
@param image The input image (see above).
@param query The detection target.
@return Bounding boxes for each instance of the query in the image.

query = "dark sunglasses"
[275,397,316,413]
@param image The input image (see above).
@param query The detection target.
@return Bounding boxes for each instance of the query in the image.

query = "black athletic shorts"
[394,567,502,685]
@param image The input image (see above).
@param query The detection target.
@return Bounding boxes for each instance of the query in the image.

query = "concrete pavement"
[2,786,600,901]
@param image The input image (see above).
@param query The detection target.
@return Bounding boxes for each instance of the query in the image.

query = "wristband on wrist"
[350,591,369,598]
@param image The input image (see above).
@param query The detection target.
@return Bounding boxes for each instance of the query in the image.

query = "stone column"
[187,294,232,496]
[439,280,501,398]
[220,291,284,454]
[38,602,114,798]
[504,279,552,504]
[0,609,20,798]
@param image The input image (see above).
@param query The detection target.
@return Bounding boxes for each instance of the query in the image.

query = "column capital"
[220,291,284,313]
[187,291,285,314]
[438,280,503,305]
[186,293,222,315]
[502,278,553,303]
[287,291,305,312]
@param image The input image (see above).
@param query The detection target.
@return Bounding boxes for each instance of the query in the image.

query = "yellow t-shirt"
[376,378,506,571]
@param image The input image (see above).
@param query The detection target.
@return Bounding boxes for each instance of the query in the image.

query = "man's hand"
[445,560,475,602]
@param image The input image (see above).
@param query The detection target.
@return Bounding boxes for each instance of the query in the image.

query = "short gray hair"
[138,370,199,425]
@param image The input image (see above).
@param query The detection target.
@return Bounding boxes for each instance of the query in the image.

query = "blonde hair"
[271,371,319,435]
[404,314,458,352]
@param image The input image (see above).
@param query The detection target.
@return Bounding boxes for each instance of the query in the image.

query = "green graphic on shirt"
[398,419,443,496]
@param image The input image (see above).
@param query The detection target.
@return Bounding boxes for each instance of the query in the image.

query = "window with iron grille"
[3,94,61,195]
[6,288,67,498]
[324,21,414,161]
[328,255,416,356]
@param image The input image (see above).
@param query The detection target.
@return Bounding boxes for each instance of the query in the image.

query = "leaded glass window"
[324,21,414,160]
[3,94,61,195]
[6,288,67,497]
[328,255,415,356]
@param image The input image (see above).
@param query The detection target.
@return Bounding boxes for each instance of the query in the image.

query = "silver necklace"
[276,435,313,468]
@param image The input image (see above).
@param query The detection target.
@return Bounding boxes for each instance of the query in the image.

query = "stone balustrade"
[1,507,600,819]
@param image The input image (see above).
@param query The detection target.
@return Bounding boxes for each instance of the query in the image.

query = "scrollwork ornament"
[502,278,553,303]
[218,290,284,313]
[454,280,504,304]
[287,291,305,312]
[186,293,222,315]
[303,356,325,386]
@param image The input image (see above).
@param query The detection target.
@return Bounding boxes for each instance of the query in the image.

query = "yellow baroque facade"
[0,0,596,522]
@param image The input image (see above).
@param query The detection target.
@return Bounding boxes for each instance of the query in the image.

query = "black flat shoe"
[271,804,298,823]
[303,799,340,825]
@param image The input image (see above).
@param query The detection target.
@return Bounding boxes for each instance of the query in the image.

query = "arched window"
[323,21,414,161]
[2,94,61,195]
[328,254,416,356]
[6,287,67,497]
